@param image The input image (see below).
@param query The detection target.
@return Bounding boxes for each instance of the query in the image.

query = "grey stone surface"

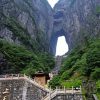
[52,56,63,74]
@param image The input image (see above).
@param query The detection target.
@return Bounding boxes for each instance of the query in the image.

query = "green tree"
[85,48,100,76]
[91,68,100,80]
[49,76,61,89]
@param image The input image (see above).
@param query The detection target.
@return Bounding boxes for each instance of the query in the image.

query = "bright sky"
[56,36,69,56]
[47,0,59,8]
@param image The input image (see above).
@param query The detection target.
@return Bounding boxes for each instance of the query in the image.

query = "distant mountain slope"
[0,0,53,52]
[0,0,54,75]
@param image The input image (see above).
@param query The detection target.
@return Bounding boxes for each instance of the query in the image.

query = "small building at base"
[32,71,50,87]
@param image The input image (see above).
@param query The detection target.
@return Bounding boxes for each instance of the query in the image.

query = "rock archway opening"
[56,36,69,56]
[50,29,69,56]
[47,0,59,8]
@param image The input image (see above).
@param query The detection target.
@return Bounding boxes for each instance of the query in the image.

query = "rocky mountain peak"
[50,0,100,55]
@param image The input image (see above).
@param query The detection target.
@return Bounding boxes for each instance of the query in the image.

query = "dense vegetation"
[0,6,52,75]
[0,39,55,76]
[49,39,100,98]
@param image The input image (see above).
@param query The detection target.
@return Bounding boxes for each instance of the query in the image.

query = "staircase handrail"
[24,75,50,92]
[42,89,57,100]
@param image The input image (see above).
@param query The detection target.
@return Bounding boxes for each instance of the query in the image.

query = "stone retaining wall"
[0,78,48,100]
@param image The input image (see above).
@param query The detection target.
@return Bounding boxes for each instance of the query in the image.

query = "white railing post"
[18,74,19,79]
[56,86,57,93]
[28,76,30,81]
[64,86,66,93]
[11,74,13,79]
[49,87,51,100]
[24,73,26,78]
[57,87,59,93]
[72,86,74,94]
[80,85,81,92]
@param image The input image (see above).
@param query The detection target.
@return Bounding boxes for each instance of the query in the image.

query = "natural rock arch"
[50,29,69,55]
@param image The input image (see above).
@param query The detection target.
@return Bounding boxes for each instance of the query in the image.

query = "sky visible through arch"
[47,0,59,8]
[47,0,68,56]
[56,36,69,56]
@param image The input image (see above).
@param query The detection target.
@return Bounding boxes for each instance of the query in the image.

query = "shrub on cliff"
[49,39,100,88]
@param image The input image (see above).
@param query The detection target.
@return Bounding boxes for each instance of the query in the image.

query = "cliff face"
[0,0,53,52]
[51,0,100,54]
[0,0,100,55]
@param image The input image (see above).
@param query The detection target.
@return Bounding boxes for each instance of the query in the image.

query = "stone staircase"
[52,56,63,75]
